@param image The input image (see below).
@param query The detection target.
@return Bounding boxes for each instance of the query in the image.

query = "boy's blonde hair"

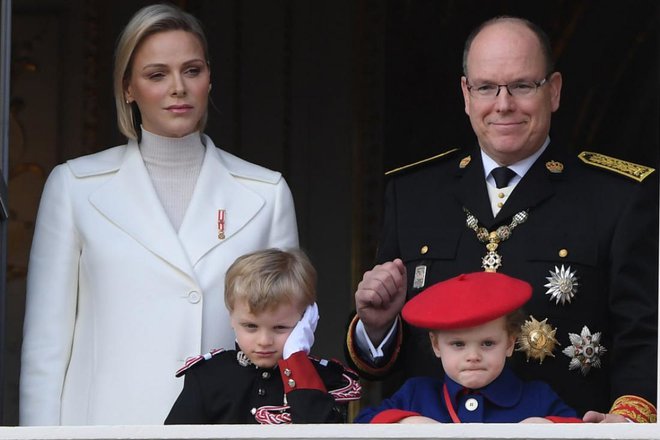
[225,248,316,314]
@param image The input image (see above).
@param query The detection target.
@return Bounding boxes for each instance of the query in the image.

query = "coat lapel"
[89,141,196,278]
[495,147,559,223]
[177,137,265,266]
[453,150,495,228]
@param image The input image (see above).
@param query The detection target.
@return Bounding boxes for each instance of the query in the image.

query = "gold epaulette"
[578,151,655,182]
[385,148,460,176]
[610,395,657,423]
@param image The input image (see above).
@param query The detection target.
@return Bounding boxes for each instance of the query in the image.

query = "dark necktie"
[491,166,516,189]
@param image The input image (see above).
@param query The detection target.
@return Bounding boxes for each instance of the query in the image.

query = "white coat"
[19,135,299,425]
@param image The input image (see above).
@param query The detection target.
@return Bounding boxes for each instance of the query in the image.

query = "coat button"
[187,291,201,304]
[420,245,429,255]
[257,388,266,396]
[559,249,568,258]
[250,408,257,415]
[465,398,478,411]
[261,371,271,379]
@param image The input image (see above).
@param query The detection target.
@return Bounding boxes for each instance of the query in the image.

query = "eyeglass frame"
[465,75,550,99]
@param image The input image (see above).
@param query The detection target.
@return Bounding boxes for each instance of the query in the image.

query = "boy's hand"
[283,303,319,358]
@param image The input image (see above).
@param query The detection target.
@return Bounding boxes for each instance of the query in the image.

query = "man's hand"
[583,411,628,423]
[355,259,407,345]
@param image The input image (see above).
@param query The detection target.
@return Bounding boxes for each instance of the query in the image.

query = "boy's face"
[429,316,515,390]
[230,299,302,368]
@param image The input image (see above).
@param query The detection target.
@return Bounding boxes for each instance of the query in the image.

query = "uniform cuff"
[610,395,657,423]
[371,409,421,424]
[346,314,402,377]
[278,351,326,393]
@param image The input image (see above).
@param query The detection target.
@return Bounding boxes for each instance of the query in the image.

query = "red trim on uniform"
[371,409,421,424]
[345,314,402,377]
[278,351,326,393]
[545,416,583,423]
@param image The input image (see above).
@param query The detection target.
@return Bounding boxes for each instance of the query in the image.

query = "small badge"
[546,160,564,173]
[544,265,579,305]
[516,316,559,363]
[412,265,427,289]
[217,209,226,239]
[459,155,472,169]
[562,326,606,376]
[236,350,252,367]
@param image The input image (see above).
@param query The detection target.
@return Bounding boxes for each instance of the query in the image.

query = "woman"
[20,4,298,425]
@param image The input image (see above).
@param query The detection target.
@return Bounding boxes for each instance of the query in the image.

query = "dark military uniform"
[347,143,658,420]
[165,349,361,424]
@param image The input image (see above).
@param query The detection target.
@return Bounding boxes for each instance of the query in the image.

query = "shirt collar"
[481,137,550,185]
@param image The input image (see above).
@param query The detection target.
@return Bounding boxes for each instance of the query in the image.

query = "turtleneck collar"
[139,127,205,167]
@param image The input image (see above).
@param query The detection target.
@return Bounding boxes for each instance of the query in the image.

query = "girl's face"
[125,30,210,138]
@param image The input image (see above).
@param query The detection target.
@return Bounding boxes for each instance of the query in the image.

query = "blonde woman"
[20,3,298,425]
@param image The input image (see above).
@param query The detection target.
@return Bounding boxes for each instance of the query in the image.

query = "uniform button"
[498,192,505,199]
[420,245,429,255]
[250,408,257,415]
[288,379,296,388]
[283,368,291,376]
[257,388,266,396]
[261,371,271,379]
[497,202,504,208]
[187,291,201,304]
[465,398,479,411]
[559,249,568,258]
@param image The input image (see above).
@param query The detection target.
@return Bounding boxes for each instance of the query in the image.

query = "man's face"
[461,21,562,165]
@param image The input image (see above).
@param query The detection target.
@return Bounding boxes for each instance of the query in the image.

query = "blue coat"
[355,366,577,423]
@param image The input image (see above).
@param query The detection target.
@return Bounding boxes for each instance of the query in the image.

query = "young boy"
[165,248,361,424]
[355,272,581,424]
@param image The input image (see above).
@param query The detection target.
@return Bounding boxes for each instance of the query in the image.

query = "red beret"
[402,272,531,330]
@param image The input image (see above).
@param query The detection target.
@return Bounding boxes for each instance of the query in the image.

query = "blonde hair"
[113,3,210,140]
[225,248,317,314]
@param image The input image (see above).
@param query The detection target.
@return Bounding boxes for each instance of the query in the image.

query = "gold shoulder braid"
[578,151,655,182]
[385,148,460,176]
[610,395,657,423]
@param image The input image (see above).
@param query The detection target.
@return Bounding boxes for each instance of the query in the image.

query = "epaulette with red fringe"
[175,348,225,377]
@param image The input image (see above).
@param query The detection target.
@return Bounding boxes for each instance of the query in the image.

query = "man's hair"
[462,16,555,77]
[225,248,317,314]
[113,3,210,140]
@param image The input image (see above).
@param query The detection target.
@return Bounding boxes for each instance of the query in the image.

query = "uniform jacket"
[165,349,361,424]
[347,144,658,417]
[20,135,299,425]
[355,366,578,423]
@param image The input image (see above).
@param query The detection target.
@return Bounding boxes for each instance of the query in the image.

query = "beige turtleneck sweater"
[139,128,205,231]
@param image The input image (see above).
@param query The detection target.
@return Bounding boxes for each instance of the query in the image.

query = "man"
[346,16,657,423]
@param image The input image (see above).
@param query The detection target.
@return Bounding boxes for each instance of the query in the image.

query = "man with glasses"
[346,16,657,423]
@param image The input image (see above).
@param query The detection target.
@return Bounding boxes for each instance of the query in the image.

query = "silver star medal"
[562,326,606,375]
[544,265,579,305]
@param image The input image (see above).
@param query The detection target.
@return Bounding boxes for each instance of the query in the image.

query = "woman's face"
[125,30,210,138]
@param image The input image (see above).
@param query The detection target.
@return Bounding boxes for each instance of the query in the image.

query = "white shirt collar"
[481,137,550,186]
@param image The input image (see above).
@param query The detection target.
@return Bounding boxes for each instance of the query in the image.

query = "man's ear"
[460,76,471,116]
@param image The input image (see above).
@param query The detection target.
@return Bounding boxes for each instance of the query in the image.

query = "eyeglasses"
[466,77,548,99]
